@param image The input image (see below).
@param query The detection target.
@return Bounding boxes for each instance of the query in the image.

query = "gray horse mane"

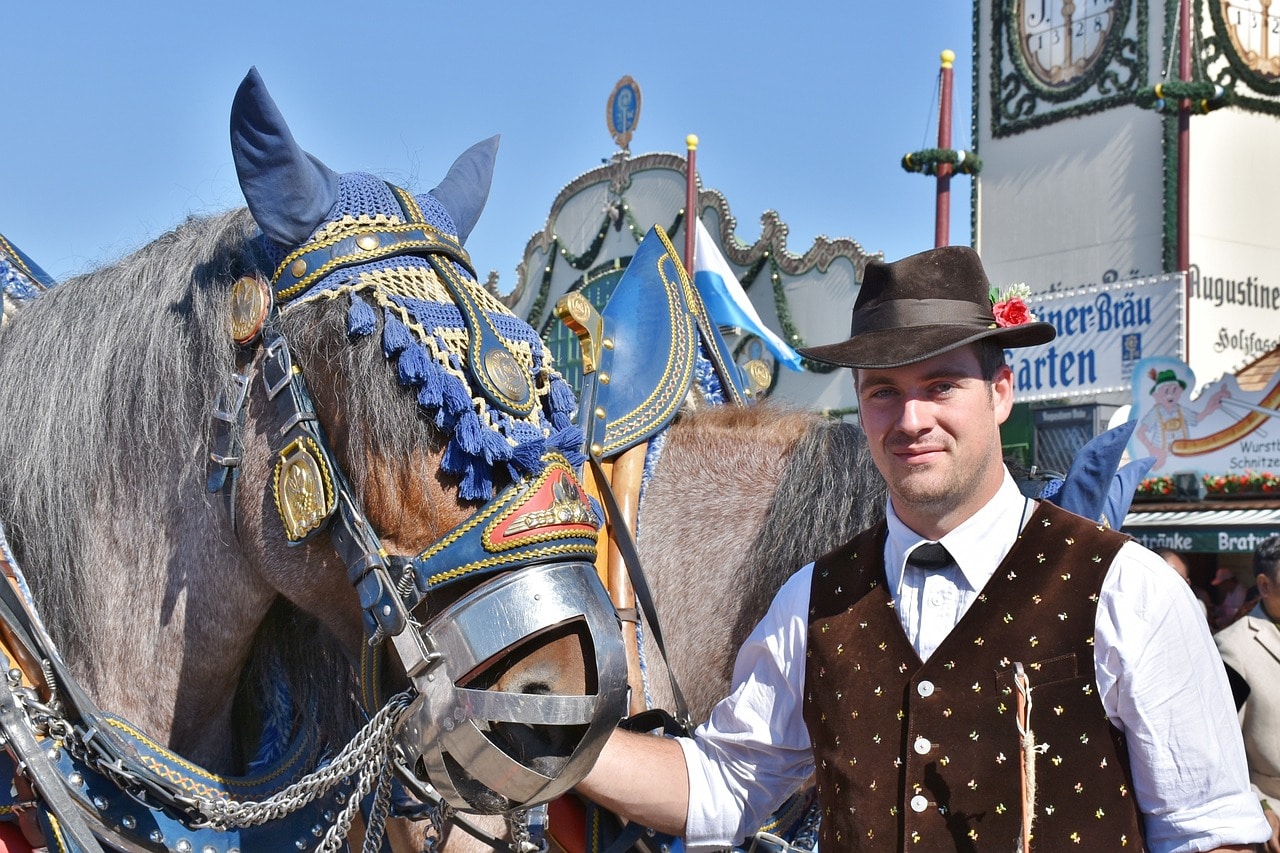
[0,207,449,749]
[637,404,887,720]
[730,411,887,657]
[0,208,250,657]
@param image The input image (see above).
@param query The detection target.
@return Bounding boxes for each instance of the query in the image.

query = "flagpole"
[935,49,955,248]
[685,134,698,275]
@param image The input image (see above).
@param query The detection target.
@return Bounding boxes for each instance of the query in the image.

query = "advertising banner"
[1013,275,1184,403]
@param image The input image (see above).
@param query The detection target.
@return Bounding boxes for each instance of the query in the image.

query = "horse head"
[224,68,626,815]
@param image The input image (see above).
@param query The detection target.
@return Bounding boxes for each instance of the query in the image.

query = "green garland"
[1135,81,1232,115]
[901,148,983,176]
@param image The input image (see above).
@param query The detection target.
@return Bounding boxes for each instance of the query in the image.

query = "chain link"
[196,690,412,830]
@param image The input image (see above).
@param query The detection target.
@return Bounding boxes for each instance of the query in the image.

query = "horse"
[0,67,628,852]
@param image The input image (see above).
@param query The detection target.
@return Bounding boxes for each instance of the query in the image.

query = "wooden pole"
[685,134,699,275]
[935,49,955,249]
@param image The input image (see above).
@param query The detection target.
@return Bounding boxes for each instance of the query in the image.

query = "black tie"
[907,542,953,571]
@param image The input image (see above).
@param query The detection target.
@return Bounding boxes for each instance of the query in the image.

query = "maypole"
[901,50,981,249]
[935,49,955,248]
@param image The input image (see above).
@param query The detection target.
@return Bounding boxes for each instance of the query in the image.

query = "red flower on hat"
[993,297,1033,328]
[989,284,1037,328]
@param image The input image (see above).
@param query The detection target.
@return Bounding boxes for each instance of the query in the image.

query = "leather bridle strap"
[587,455,693,734]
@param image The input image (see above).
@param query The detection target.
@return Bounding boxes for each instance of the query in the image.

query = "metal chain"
[196,690,412,830]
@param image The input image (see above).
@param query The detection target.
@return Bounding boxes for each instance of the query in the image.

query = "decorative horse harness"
[0,206,630,852]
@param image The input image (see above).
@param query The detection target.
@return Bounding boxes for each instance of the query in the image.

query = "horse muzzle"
[392,560,628,813]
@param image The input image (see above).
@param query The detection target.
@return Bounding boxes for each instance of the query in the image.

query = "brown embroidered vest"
[803,501,1145,851]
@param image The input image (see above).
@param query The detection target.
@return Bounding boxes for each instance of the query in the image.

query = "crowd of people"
[1161,537,1280,853]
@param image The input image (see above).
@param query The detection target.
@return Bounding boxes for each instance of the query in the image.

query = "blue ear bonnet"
[231,68,582,500]
[255,173,458,264]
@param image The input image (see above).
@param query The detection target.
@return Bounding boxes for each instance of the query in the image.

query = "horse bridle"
[208,214,628,827]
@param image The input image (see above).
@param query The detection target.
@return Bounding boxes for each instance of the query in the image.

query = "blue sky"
[3,3,974,292]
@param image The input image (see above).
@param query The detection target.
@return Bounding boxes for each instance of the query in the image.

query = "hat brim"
[797,321,1057,370]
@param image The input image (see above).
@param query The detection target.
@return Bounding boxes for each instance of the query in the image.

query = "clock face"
[1017,0,1120,87]
[1218,0,1280,79]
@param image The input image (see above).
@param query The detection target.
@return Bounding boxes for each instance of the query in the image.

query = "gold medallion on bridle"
[228,274,272,344]
[272,437,338,542]
[483,348,531,403]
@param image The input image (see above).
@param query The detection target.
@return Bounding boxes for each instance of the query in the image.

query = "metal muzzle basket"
[394,560,628,812]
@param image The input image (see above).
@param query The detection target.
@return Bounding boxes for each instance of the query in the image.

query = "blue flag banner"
[693,219,803,371]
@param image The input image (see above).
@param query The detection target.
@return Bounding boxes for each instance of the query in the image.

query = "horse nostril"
[521,681,552,696]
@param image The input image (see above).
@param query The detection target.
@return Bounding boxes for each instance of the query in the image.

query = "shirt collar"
[885,469,1033,597]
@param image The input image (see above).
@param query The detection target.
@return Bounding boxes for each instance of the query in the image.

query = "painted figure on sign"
[1137,365,1230,469]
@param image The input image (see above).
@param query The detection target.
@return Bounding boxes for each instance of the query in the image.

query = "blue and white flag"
[693,218,803,371]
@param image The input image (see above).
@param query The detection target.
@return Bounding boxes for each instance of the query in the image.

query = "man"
[1160,548,1211,622]
[1211,566,1250,630]
[578,246,1267,851]
[1215,534,1280,853]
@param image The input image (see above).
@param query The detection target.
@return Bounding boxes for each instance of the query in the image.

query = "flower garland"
[989,283,1037,328]
[1137,476,1177,499]
[1203,470,1280,496]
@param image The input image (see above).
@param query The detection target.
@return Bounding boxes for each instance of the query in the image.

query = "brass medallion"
[483,348,531,403]
[743,359,773,395]
[228,274,272,344]
[273,438,337,542]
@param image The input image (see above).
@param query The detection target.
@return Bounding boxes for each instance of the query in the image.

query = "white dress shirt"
[678,471,1269,852]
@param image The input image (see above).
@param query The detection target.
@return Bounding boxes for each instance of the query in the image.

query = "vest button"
[913,736,931,755]
[910,794,929,812]
[917,680,935,698]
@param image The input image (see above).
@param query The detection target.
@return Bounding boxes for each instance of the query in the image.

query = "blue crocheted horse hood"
[229,68,582,500]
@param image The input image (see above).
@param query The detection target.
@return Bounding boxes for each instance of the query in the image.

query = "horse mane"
[0,207,451,754]
[637,403,886,719]
[0,209,251,658]
[731,406,886,658]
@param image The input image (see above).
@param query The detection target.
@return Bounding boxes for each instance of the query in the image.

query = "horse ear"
[1049,419,1145,523]
[230,67,340,247]
[428,135,499,245]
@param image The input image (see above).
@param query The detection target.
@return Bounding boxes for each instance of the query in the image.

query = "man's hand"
[1264,800,1280,853]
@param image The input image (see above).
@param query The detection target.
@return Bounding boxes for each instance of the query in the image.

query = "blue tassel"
[549,426,587,467]
[477,423,514,465]
[548,376,578,419]
[453,411,487,456]
[509,435,545,474]
[441,375,473,417]
[415,362,445,409]
[457,455,493,501]
[347,294,378,338]
[382,314,414,355]
[397,345,433,384]
[550,410,575,433]
[441,438,468,476]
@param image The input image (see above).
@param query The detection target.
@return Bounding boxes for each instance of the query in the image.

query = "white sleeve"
[1094,541,1271,853]
[678,565,817,850]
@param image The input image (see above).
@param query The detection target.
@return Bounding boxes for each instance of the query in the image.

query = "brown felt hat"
[797,245,1056,369]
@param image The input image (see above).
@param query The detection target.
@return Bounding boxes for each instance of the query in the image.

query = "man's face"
[856,345,1014,538]
[1258,570,1280,620]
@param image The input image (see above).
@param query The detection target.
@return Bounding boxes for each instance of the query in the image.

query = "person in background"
[1214,533,1280,853]
[1212,566,1249,631]
[578,245,1268,852]
[1159,548,1211,623]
